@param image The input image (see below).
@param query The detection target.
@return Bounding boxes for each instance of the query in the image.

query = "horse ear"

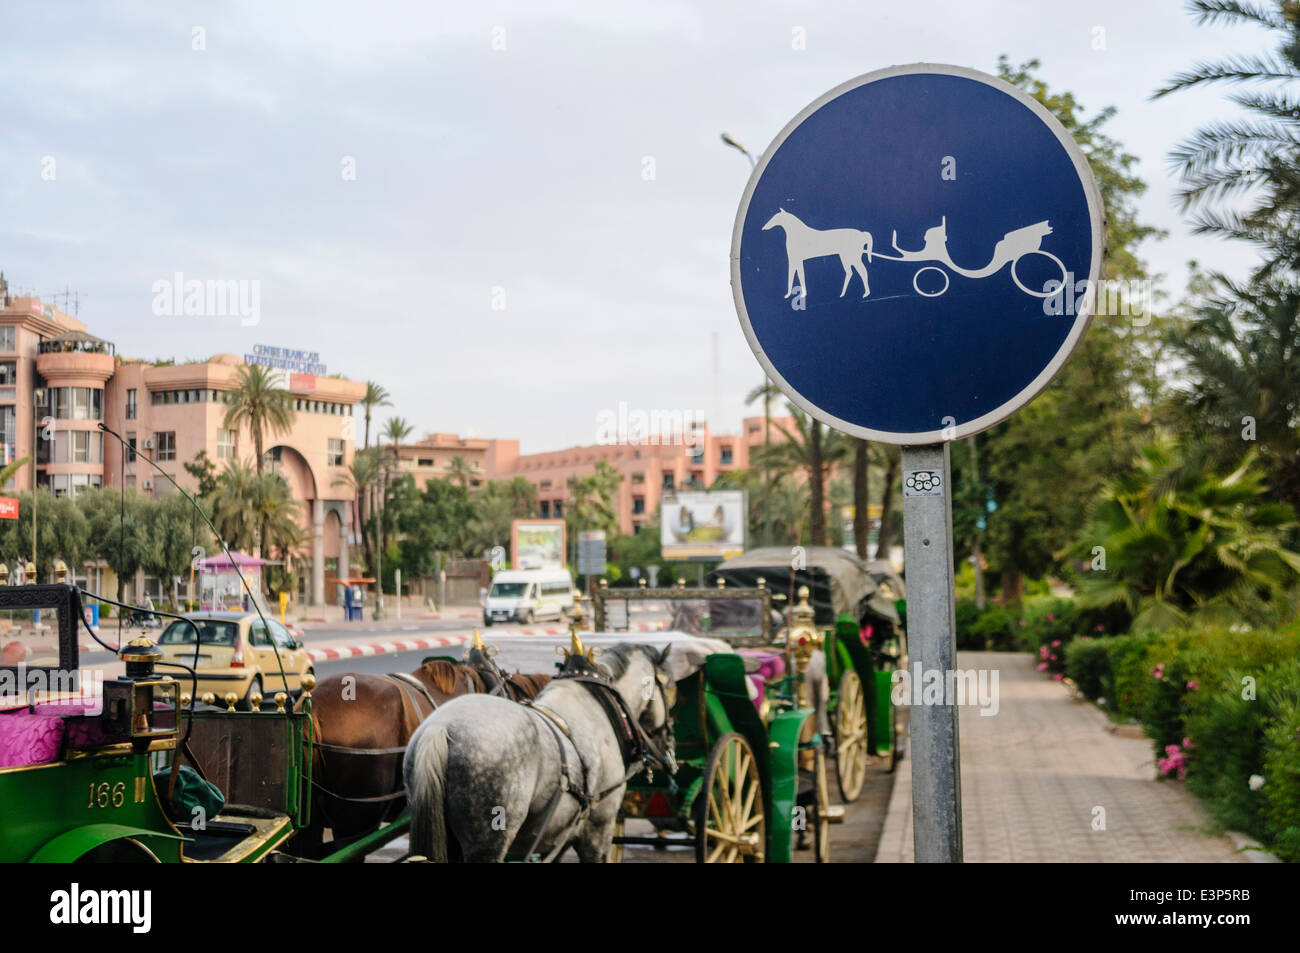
[657,644,695,684]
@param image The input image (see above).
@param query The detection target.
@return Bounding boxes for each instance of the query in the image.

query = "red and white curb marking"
[308,634,470,662]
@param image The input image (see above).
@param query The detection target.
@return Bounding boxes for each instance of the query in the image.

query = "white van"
[483,569,576,625]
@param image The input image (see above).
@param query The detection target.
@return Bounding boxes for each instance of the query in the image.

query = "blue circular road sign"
[731,64,1104,444]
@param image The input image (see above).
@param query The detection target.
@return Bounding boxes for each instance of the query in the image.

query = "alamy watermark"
[0,664,103,713]
[595,402,707,449]
[1043,273,1153,324]
[151,272,260,326]
[891,662,999,716]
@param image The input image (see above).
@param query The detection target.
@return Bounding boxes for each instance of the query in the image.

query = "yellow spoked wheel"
[695,733,765,863]
[609,817,624,864]
[813,743,831,863]
[835,670,869,802]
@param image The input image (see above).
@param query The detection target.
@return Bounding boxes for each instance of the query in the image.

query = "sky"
[0,0,1274,453]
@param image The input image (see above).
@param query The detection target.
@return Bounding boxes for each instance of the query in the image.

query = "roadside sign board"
[0,497,17,520]
[731,63,1104,445]
[577,530,607,576]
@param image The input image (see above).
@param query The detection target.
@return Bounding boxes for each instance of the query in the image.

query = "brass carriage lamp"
[53,559,68,584]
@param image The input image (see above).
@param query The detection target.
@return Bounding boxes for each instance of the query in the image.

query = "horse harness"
[516,670,675,862]
[309,672,440,810]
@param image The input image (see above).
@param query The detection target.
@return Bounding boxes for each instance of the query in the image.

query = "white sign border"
[730,62,1107,446]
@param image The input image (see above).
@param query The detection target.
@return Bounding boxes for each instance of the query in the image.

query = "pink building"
[0,285,366,607]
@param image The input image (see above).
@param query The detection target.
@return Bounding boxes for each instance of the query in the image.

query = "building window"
[0,327,14,351]
[217,429,237,461]
[69,430,100,463]
[690,447,704,465]
[126,433,137,463]
[662,472,675,490]
[327,438,344,467]
[540,501,550,518]
[0,407,14,484]
[540,479,552,489]
[126,389,137,420]
[553,501,563,517]
[0,361,15,386]
[631,471,645,484]
[720,446,733,465]
[155,431,176,461]
[632,496,645,515]
[46,387,103,420]
[417,458,434,467]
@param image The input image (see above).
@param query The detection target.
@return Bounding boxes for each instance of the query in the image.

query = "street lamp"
[721,132,770,545]
[720,132,756,169]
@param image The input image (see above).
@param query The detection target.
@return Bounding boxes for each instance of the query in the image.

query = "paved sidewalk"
[876,651,1246,863]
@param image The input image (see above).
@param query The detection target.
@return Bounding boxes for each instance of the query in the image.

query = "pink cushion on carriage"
[0,709,65,768]
[737,651,787,712]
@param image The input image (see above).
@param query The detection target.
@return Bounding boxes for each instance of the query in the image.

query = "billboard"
[511,519,566,570]
[661,490,746,561]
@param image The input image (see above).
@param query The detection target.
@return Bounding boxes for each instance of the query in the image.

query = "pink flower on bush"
[1095,624,1104,632]
[1049,654,1058,661]
[1047,614,1056,622]
[1040,646,1049,660]
[1150,663,1165,679]
[1019,619,1027,627]
[1186,681,1199,691]
[1052,673,1063,681]
[1158,743,1189,781]
[1036,662,1048,672]
[1182,737,1194,750]
[1051,639,1061,647]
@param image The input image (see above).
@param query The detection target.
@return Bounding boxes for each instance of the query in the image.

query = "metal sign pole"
[900,442,963,862]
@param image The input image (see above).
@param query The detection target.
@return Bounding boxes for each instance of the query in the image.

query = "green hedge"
[1062,623,1300,861]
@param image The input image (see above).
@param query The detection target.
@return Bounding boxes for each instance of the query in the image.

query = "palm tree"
[746,377,782,545]
[1155,1,1300,266]
[361,381,391,450]
[223,364,295,476]
[768,477,810,546]
[0,455,30,488]
[1073,442,1300,630]
[505,476,538,517]
[446,454,479,490]
[1169,273,1300,506]
[333,447,383,570]
[752,403,850,545]
[381,417,413,467]
[212,461,303,564]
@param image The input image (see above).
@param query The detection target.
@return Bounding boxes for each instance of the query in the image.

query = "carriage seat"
[736,650,786,713]
[0,698,125,768]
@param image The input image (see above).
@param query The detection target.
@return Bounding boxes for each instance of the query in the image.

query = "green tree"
[752,403,850,545]
[142,491,213,608]
[361,381,391,450]
[333,446,383,571]
[1072,442,1300,630]
[183,450,220,498]
[78,488,151,607]
[223,364,295,476]
[966,58,1164,601]
[446,454,479,490]
[745,377,781,544]
[1167,272,1300,507]
[566,461,623,544]
[1155,1,1300,270]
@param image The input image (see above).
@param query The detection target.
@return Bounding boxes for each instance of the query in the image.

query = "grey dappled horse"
[403,643,691,862]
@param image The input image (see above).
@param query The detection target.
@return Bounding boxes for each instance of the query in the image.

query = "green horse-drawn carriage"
[591,548,906,863]
[0,582,407,863]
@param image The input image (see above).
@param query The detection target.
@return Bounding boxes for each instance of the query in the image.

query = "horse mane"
[508,672,550,698]
[595,642,656,681]
[418,659,466,695]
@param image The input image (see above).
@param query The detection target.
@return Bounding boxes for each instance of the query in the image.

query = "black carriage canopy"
[707,546,902,630]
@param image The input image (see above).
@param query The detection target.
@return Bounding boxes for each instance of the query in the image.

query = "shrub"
[954,598,984,650]
[969,607,1017,651]
[1103,632,1154,719]
[1064,636,1111,700]
[1261,667,1300,863]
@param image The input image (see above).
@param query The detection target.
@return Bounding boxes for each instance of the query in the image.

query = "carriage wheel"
[835,670,869,802]
[695,733,765,863]
[608,817,625,864]
[885,700,902,774]
[812,743,831,863]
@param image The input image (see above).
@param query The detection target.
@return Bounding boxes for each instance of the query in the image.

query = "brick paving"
[876,651,1246,863]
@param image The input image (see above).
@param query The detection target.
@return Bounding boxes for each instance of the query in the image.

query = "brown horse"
[292,657,549,857]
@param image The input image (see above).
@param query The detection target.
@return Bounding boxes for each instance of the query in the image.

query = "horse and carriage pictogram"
[762,208,1068,301]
